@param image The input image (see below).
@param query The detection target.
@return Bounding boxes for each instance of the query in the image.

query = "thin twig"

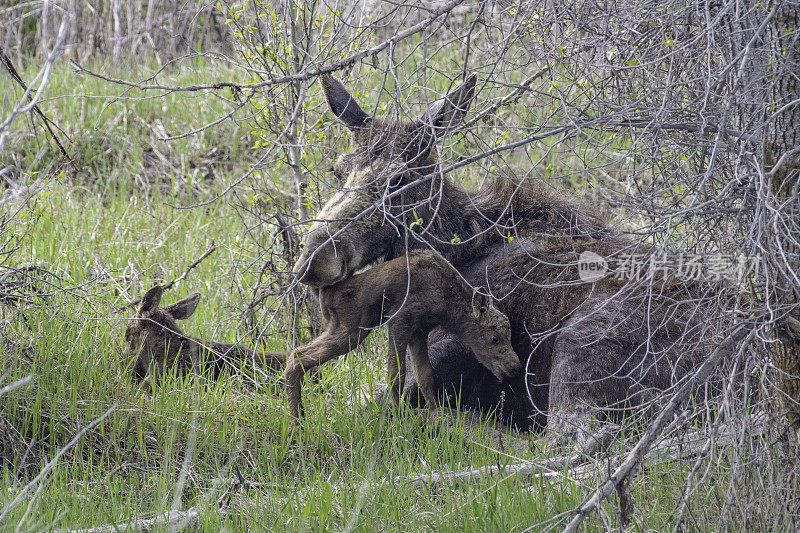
[0,46,73,165]
[70,0,468,94]
[60,508,203,533]
[560,326,753,533]
[0,18,71,161]
[0,403,118,524]
[462,66,551,130]
[116,241,217,312]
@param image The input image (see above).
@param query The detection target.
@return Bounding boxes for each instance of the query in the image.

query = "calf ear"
[139,286,163,314]
[166,292,201,320]
[320,73,370,130]
[471,288,491,318]
[417,73,477,135]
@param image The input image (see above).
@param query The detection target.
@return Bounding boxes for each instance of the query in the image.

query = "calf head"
[292,73,477,287]
[125,286,201,382]
[463,291,521,382]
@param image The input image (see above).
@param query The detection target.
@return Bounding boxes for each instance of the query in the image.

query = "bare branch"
[70,0,469,94]
[0,403,118,524]
[115,241,217,312]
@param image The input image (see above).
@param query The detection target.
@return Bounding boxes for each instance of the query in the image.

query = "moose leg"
[548,344,611,447]
[547,304,641,447]
[260,350,289,373]
[285,329,368,425]
[403,333,475,408]
[548,289,688,448]
[386,314,421,405]
[407,333,438,409]
[386,328,409,406]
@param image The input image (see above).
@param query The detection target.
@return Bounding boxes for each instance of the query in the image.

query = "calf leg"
[386,328,409,406]
[407,333,438,409]
[285,329,368,425]
[404,333,484,408]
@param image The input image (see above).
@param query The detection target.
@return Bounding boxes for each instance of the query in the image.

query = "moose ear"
[320,73,370,130]
[417,73,477,135]
[166,292,201,320]
[139,286,163,314]
[471,288,491,318]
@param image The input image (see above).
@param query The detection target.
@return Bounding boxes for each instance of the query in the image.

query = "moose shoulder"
[293,73,720,443]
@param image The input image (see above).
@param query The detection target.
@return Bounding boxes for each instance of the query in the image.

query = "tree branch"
[560,325,753,533]
[71,0,467,94]
[115,241,217,312]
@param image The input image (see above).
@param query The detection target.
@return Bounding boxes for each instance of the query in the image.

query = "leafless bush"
[211,1,798,527]
[1,0,230,64]
[8,0,799,528]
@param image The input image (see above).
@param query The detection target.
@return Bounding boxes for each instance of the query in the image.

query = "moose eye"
[330,165,345,186]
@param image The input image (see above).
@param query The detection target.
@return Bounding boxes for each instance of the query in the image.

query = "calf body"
[125,286,285,383]
[284,250,520,424]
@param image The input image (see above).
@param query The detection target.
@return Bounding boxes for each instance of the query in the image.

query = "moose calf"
[125,286,286,384]
[285,250,521,425]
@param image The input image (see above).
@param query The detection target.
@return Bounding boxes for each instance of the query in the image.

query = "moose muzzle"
[292,234,357,287]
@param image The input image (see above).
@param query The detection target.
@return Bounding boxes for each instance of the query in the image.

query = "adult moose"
[293,72,716,443]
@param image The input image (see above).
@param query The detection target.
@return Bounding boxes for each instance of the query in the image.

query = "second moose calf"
[285,250,521,425]
[125,286,286,384]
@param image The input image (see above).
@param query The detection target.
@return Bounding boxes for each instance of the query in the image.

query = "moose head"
[292,73,477,287]
[124,286,201,382]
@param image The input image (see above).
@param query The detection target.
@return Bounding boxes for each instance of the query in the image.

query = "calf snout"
[132,355,149,382]
[485,350,523,383]
[497,357,523,382]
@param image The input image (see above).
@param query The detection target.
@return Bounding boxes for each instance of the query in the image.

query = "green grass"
[0,54,787,532]
[2,57,583,531]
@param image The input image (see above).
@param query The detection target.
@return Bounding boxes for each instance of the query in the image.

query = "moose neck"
[401,170,614,267]
[199,341,286,374]
[406,174,506,267]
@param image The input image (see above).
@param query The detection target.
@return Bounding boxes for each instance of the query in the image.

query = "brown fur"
[292,74,727,442]
[125,286,285,384]
[284,250,521,424]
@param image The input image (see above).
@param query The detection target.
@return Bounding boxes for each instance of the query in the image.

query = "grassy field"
[0,55,783,532]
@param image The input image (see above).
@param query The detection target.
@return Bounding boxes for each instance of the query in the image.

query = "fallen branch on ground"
[60,508,203,533]
[0,374,32,397]
[394,424,616,491]
[396,402,764,493]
